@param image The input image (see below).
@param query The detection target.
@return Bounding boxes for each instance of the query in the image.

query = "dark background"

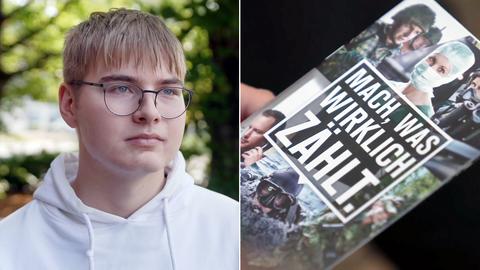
[242,0,480,269]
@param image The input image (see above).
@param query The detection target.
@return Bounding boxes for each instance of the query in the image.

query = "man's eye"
[253,128,264,134]
[108,85,134,94]
[159,88,180,96]
[117,86,130,93]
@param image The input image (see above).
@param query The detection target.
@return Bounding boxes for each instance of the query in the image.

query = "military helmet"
[391,4,436,32]
[423,26,442,45]
[269,168,303,196]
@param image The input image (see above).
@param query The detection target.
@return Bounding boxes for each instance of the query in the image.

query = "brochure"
[240,0,480,269]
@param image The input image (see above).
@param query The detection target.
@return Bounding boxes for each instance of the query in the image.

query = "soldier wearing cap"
[319,4,436,80]
[349,4,436,64]
[401,26,443,54]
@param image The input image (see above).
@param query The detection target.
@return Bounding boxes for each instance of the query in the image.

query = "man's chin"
[129,164,166,177]
[114,156,166,174]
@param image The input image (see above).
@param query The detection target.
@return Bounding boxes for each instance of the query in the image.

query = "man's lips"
[126,133,165,147]
[127,133,164,140]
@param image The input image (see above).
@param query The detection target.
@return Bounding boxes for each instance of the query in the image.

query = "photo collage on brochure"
[240,0,480,269]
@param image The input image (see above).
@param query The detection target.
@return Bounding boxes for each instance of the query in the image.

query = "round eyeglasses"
[71,80,193,119]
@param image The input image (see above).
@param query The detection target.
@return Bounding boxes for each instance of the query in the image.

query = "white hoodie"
[0,152,239,270]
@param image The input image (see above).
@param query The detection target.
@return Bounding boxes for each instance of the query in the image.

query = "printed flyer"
[240,0,480,269]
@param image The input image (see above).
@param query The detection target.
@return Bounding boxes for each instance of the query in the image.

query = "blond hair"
[63,8,186,83]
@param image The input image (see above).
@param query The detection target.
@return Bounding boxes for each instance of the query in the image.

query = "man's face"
[392,22,423,45]
[65,61,185,175]
[240,115,276,153]
[411,35,431,50]
[469,77,480,96]
[251,194,273,214]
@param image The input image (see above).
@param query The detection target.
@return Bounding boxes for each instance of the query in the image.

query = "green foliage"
[144,0,239,199]
[0,151,58,198]
[245,167,442,269]
[0,0,238,199]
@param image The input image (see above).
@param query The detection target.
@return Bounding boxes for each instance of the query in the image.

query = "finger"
[241,83,275,120]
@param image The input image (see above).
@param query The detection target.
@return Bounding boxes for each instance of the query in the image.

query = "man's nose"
[132,93,161,123]
[243,128,253,139]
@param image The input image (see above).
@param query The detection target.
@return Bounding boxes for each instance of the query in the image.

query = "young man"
[400,26,443,54]
[0,8,238,270]
[240,109,285,167]
[250,169,304,225]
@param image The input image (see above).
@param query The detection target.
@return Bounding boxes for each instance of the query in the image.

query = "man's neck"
[72,150,166,218]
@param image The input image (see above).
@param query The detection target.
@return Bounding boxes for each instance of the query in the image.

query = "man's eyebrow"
[99,74,182,86]
[160,78,183,85]
[99,75,138,83]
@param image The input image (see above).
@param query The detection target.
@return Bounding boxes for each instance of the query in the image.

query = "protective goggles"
[256,179,296,211]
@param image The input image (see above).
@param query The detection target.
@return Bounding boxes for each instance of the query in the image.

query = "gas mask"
[466,87,480,102]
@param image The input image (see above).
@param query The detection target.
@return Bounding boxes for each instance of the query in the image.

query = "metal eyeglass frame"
[70,80,193,119]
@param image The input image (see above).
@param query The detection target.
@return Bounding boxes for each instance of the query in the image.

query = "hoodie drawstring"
[82,213,95,270]
[163,199,176,270]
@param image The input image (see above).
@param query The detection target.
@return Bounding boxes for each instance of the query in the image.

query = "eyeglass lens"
[103,82,191,118]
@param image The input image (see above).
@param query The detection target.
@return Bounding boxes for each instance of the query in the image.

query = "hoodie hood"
[33,151,194,270]
[0,151,239,270]
[34,151,193,223]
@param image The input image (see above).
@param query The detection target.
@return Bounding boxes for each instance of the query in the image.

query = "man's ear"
[59,83,78,128]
